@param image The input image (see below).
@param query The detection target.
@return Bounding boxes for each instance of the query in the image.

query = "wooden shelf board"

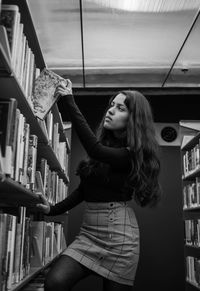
[181,132,200,151]
[183,167,200,181]
[0,177,39,207]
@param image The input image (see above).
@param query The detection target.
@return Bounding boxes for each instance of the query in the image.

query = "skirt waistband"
[85,201,130,210]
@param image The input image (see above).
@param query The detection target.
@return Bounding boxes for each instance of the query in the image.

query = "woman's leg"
[103,278,133,291]
[44,255,92,291]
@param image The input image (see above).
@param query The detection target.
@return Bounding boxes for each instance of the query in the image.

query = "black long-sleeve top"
[48,95,133,216]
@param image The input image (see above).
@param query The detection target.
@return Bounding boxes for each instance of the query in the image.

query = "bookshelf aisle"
[180,121,200,291]
[0,1,71,290]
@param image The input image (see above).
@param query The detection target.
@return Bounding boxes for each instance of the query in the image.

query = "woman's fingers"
[36,203,46,209]
[37,193,48,205]
[55,79,72,97]
[66,79,72,88]
[36,203,50,214]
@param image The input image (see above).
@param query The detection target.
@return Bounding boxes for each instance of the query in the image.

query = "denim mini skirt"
[62,201,140,286]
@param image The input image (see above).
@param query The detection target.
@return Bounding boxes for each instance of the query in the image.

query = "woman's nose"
[108,107,115,115]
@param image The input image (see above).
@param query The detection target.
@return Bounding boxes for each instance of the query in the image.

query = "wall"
[67,130,185,291]
[133,146,185,291]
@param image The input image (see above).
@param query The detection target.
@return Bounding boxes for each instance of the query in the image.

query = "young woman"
[36,81,161,291]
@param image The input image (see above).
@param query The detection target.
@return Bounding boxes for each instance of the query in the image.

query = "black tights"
[44,255,133,291]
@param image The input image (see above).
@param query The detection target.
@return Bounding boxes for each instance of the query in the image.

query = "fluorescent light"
[87,0,200,12]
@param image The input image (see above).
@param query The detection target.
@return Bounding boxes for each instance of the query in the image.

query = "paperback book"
[32,68,67,120]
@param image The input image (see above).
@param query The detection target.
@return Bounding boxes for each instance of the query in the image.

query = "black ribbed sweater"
[48,95,132,216]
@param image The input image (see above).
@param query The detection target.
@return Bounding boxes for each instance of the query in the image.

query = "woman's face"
[103,93,129,135]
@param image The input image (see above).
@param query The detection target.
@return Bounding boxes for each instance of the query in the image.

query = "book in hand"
[32,68,67,120]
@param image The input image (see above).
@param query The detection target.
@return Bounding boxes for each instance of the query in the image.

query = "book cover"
[32,68,67,120]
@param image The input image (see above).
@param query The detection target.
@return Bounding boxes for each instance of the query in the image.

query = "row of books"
[183,177,200,209]
[0,5,68,123]
[182,142,200,178]
[30,220,66,267]
[0,98,34,182]
[37,159,69,205]
[1,4,69,122]
[185,219,200,247]
[38,110,69,171]
[0,3,70,291]
[186,256,200,287]
[0,98,69,197]
[0,208,66,291]
[0,4,40,110]
[0,208,30,290]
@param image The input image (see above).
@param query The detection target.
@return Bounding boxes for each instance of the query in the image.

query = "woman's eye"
[118,106,124,112]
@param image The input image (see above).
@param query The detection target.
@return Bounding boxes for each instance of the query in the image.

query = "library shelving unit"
[180,121,200,291]
[0,0,71,290]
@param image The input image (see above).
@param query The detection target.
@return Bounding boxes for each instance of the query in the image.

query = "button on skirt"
[62,201,140,286]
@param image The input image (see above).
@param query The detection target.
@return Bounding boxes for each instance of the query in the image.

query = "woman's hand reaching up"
[55,79,72,97]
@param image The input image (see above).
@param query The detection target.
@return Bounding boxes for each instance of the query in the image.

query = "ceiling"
[27,0,200,88]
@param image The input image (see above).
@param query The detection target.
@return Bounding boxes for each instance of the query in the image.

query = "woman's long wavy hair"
[77,90,161,207]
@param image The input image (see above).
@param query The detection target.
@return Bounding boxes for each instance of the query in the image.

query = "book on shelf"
[32,68,68,120]
[37,118,49,140]
[13,216,23,283]
[14,111,25,182]
[0,98,18,177]
[35,170,45,196]
[186,256,200,287]
[6,215,17,290]
[0,4,20,70]
[0,213,10,291]
[30,220,45,267]
[27,135,38,190]
[0,25,12,69]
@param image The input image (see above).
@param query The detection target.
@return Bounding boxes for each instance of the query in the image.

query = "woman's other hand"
[36,194,50,214]
[55,79,72,97]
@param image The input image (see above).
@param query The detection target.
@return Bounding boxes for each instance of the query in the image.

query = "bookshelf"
[180,121,200,290]
[0,0,71,290]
